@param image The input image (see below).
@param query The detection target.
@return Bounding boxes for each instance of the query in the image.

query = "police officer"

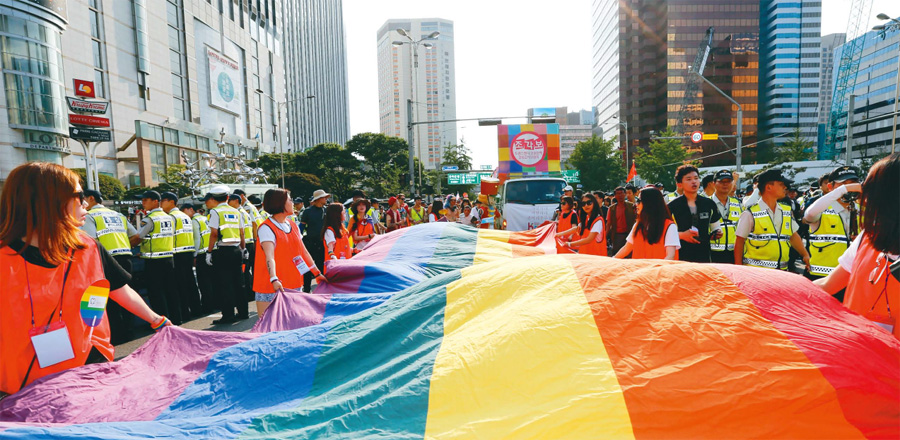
[709,170,743,264]
[802,166,861,298]
[137,190,182,325]
[734,169,810,271]
[161,193,202,320]
[228,193,257,303]
[81,189,140,343]
[204,185,247,324]
[183,204,214,315]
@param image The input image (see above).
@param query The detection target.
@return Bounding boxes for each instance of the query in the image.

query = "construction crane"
[673,27,715,138]
[823,0,874,159]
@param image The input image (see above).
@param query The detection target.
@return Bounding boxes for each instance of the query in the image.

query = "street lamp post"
[394,29,440,196]
[694,72,743,189]
[610,116,629,180]
[256,88,314,187]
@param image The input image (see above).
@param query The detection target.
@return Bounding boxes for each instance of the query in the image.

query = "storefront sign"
[69,114,110,127]
[73,79,95,98]
[14,130,70,153]
[207,48,242,115]
[67,97,109,114]
[69,127,112,142]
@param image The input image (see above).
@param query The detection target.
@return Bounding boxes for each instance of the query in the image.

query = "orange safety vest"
[0,236,113,394]
[845,235,899,339]
[324,226,352,261]
[352,219,375,253]
[556,211,578,254]
[633,219,679,260]
[579,216,607,256]
[252,218,310,294]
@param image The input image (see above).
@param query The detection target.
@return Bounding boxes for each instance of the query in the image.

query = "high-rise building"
[527,107,594,166]
[830,27,899,160]
[0,0,286,188]
[591,0,760,168]
[758,0,822,156]
[377,18,457,169]
[816,33,846,151]
[281,0,350,150]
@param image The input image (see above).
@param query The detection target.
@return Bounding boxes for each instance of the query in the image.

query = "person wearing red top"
[385,197,404,232]
[252,189,324,317]
[606,187,636,256]
[614,187,680,260]
[815,153,899,339]
[564,194,606,256]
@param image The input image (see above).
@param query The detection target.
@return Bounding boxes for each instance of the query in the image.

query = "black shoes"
[211,317,236,325]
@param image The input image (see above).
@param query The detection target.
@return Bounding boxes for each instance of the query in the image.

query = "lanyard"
[23,250,74,328]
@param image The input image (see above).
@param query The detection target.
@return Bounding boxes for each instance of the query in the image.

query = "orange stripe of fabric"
[568,256,864,439]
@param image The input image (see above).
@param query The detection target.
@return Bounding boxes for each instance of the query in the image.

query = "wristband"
[151,316,170,332]
[270,276,280,283]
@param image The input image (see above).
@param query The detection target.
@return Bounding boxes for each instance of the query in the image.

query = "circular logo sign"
[217,72,235,103]
[510,131,546,167]
[691,131,703,144]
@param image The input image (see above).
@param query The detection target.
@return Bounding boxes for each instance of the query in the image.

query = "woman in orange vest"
[0,163,169,395]
[556,196,580,254]
[815,153,899,339]
[614,187,680,260]
[252,189,325,317]
[323,203,352,265]
[564,193,607,256]
[349,199,377,254]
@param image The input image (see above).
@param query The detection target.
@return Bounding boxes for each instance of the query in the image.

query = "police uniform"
[207,200,247,322]
[238,203,259,302]
[168,206,201,319]
[138,207,181,324]
[710,195,743,263]
[736,200,797,270]
[192,212,215,314]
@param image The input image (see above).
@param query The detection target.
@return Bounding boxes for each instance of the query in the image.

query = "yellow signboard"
[702,133,719,140]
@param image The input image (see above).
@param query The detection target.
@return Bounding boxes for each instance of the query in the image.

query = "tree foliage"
[283,172,322,202]
[154,164,191,197]
[440,143,475,195]
[346,133,408,197]
[567,135,626,191]
[294,143,360,201]
[774,127,815,164]
[71,168,126,200]
[633,129,696,191]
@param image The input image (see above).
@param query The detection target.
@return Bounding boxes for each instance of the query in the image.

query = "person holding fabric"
[614,187,680,260]
[803,166,861,288]
[409,196,427,226]
[385,197,404,232]
[564,193,606,256]
[0,163,169,395]
[555,196,580,254]
[815,153,899,339]
[253,189,325,317]
[349,199,377,253]
[429,200,444,223]
[323,203,352,263]
[458,204,480,227]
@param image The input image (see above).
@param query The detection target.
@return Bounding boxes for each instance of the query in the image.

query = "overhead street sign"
[560,170,581,183]
[702,133,718,140]
[690,131,703,144]
[69,113,110,127]
[441,165,459,172]
[69,127,112,142]
[447,172,492,185]
[66,97,109,114]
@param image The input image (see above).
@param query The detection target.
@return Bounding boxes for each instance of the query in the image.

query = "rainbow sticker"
[79,279,110,328]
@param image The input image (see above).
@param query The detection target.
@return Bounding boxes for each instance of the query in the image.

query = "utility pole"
[407,98,415,195]
[696,73,743,189]
[846,94,855,165]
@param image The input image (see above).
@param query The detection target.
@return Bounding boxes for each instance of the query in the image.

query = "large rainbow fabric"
[1,222,898,439]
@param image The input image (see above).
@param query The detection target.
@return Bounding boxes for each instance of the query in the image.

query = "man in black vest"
[668,165,723,263]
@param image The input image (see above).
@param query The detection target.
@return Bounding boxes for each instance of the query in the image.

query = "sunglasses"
[635,198,642,205]
[74,191,85,204]
[581,200,594,205]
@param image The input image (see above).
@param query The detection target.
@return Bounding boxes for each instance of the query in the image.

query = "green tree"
[633,129,695,191]
[440,143,475,195]
[567,135,626,191]
[154,164,191,196]
[251,152,295,183]
[71,168,126,200]
[123,186,150,200]
[296,143,360,200]
[346,132,409,197]
[283,172,322,201]
[774,127,815,164]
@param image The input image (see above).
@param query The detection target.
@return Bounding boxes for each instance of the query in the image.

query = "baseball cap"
[160,191,179,201]
[756,169,792,190]
[248,195,262,205]
[388,196,398,206]
[228,194,241,202]
[654,182,664,188]
[180,203,195,210]
[83,189,103,202]
[563,185,573,192]
[714,169,733,182]
[414,195,422,201]
[293,197,305,204]
[140,190,161,201]
[829,166,860,183]
[200,193,214,202]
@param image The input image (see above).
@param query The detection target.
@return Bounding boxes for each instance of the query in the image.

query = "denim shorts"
[255,292,276,302]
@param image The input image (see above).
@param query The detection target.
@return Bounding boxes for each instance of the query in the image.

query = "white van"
[497,177,567,231]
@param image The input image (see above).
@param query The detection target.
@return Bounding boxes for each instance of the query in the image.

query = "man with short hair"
[229,194,257,303]
[700,174,716,198]
[301,189,329,292]
[734,169,810,271]
[205,185,247,324]
[409,195,427,226]
[606,186,636,256]
[667,165,723,263]
[136,190,182,324]
[161,192,202,319]
[709,170,743,264]
[802,166,861,288]
[624,184,636,204]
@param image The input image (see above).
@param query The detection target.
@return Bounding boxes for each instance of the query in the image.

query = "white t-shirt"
[837,234,900,273]
[324,228,336,246]
[626,223,682,249]
[257,219,294,244]
[429,213,439,223]
[588,217,604,240]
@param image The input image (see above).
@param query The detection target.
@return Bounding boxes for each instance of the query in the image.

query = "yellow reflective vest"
[238,208,254,243]
[409,206,426,225]
[743,202,793,270]
[243,202,264,227]
[710,196,743,252]
[140,209,175,259]
[193,214,211,254]
[168,208,195,253]
[87,206,133,256]
[807,205,851,277]
[211,204,243,245]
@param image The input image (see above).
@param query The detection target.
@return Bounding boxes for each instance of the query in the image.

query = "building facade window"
[167,0,190,121]
[89,0,107,98]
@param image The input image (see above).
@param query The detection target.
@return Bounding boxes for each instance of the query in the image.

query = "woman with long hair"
[429,200,444,222]
[252,189,325,317]
[614,187,680,260]
[0,163,169,395]
[564,193,607,256]
[349,198,377,253]
[322,203,351,262]
[815,153,899,339]
[556,196,579,253]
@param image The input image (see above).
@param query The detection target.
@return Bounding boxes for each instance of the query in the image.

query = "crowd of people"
[0,153,896,396]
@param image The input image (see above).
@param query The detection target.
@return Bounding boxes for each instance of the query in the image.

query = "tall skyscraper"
[758,0,822,155]
[377,19,457,170]
[816,33,846,151]
[591,0,760,168]
[282,0,351,150]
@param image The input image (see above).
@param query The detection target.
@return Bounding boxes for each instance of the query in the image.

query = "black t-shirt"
[300,205,325,247]
[668,195,722,263]
[9,238,131,290]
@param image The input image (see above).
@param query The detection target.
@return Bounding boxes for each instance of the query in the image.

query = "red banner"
[627,162,637,183]
[73,79,95,98]
[68,114,110,127]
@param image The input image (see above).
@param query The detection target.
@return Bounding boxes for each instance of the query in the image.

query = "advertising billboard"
[496,124,561,180]
[207,47,242,115]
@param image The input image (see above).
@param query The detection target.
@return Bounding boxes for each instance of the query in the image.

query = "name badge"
[293,255,311,275]
[865,311,895,335]
[28,321,76,369]
[699,212,710,220]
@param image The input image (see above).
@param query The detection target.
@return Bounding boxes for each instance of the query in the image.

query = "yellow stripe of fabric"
[473,229,512,265]
[424,256,635,439]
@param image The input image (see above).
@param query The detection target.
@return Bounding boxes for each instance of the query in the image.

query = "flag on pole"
[627,162,637,182]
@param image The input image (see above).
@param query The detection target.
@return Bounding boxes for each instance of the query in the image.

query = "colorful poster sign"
[497,124,561,181]
[207,48,242,115]
[73,79,95,98]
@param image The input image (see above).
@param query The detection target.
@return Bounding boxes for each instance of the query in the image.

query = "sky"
[343,0,898,169]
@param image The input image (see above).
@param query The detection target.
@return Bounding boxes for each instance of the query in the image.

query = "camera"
[841,192,859,203]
